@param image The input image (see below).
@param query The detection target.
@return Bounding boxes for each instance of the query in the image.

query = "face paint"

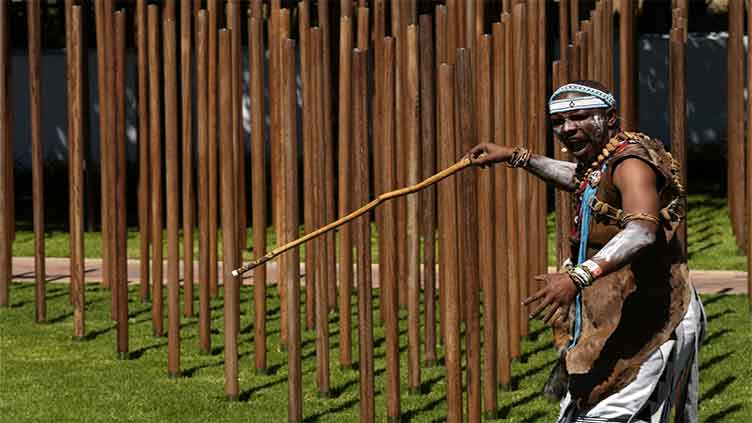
[550,92,612,163]
[592,222,656,267]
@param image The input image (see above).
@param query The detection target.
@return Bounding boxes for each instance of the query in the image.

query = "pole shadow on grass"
[700,376,736,404]
[129,341,168,359]
[704,403,743,422]
[701,328,731,346]
[699,351,734,372]
[498,391,542,419]
[301,398,359,423]
[705,309,734,323]
[237,375,288,402]
[83,324,117,340]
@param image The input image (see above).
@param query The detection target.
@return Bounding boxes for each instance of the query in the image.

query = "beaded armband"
[506,147,532,168]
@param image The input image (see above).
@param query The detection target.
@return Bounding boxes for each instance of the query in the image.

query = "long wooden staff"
[232,157,473,277]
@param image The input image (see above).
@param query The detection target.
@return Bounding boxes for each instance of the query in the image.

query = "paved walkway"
[9,257,749,294]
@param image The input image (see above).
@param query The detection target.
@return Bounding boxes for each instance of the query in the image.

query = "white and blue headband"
[548,83,616,114]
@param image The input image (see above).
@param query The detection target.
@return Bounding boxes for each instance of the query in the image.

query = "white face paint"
[593,222,656,266]
[591,114,607,142]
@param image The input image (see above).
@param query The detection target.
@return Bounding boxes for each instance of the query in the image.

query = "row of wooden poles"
[0,1,751,422]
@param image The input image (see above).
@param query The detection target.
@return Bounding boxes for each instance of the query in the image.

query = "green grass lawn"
[1,282,750,422]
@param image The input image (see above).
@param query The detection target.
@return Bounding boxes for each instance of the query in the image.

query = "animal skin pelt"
[544,349,570,402]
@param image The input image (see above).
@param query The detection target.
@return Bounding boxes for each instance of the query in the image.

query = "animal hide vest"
[551,131,691,407]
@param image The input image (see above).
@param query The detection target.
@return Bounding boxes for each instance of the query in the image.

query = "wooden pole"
[502,12,521,360]
[435,4,447,343]
[317,0,337,312]
[69,4,85,339]
[747,0,752,312]
[105,0,117,317]
[311,27,331,398]
[619,0,636,130]
[281,37,302,423]
[405,25,422,395]
[418,14,437,366]
[381,37,401,421]
[249,13,267,372]
[114,10,129,358]
[728,0,746,251]
[477,33,497,419]
[147,5,164,337]
[136,0,151,304]
[337,15,354,370]
[670,12,687,254]
[526,0,539,320]
[27,0,46,323]
[207,0,219,298]
[164,16,181,378]
[357,7,369,50]
[181,0,195,318]
[559,0,569,58]
[438,62,462,423]
[219,29,239,400]
[492,21,511,390]
[95,1,110,292]
[352,47,375,423]
[298,1,315,331]
[0,0,9,308]
[276,8,291,351]
[196,9,211,355]
[456,48,481,422]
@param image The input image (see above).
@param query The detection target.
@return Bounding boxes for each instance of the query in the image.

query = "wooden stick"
[405,24,422,395]
[207,0,219,298]
[477,34,498,418]
[728,0,746,250]
[0,0,9,308]
[381,37,401,422]
[27,0,46,323]
[670,14,687,255]
[147,4,164,337]
[438,62,463,423]
[277,7,291,350]
[435,4,447,343]
[298,1,315,332]
[373,34,386,325]
[337,15,354,370]
[318,0,337,312]
[538,2,548,282]
[492,21,511,390]
[352,47,375,423]
[526,0,539,318]
[619,0,636,130]
[281,37,302,423]
[310,27,331,398]
[136,0,151,304]
[196,9,211,355]
[249,14,267,371]
[418,14,437,365]
[114,10,128,358]
[393,0,408,312]
[219,29,239,400]
[69,4,85,339]
[164,16,181,378]
[181,0,194,318]
[502,11,520,359]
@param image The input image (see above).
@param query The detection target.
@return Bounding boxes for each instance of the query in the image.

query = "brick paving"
[9,257,748,295]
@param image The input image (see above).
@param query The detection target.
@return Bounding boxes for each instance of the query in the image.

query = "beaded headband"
[548,83,616,114]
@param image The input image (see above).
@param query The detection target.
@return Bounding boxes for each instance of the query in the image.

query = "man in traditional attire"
[468,80,706,423]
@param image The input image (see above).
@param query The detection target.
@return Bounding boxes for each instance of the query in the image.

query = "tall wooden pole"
[27,0,46,323]
[219,29,239,400]
[0,0,9,308]
[438,63,462,423]
[181,0,194,318]
[281,37,302,423]
[68,4,85,340]
[492,21,511,390]
[311,27,331,398]
[196,9,211,355]
[747,0,752,312]
[352,47,375,423]
[276,8,291,350]
[619,0,636,131]
[207,0,219,298]
[249,13,268,372]
[670,11,687,254]
[434,4,447,342]
[114,10,129,358]
[95,0,111,292]
[405,25,422,395]
[164,16,181,378]
[136,0,151,304]
[337,15,354,370]
[477,33,498,419]
[147,5,164,337]
[728,0,746,251]
[418,14,437,365]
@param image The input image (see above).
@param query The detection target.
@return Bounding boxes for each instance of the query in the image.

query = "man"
[468,80,706,423]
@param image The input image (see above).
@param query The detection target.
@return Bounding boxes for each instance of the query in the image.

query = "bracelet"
[581,259,603,278]
[506,147,532,168]
[619,212,661,228]
[566,264,595,290]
